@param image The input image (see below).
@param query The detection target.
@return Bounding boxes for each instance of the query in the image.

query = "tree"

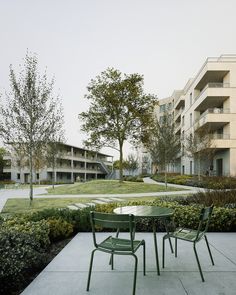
[184,128,215,181]
[126,153,139,175]
[0,53,64,202]
[0,147,6,179]
[79,68,156,182]
[144,113,180,188]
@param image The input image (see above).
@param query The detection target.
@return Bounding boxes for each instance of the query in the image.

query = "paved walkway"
[0,178,204,212]
[21,232,236,295]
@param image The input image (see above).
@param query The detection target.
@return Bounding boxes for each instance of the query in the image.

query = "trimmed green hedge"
[151,174,236,189]
[0,229,46,294]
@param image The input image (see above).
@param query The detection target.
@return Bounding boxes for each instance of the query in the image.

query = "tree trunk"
[119,143,123,183]
[52,159,55,189]
[198,154,201,182]
[29,149,33,204]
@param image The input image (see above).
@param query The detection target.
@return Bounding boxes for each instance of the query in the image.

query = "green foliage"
[151,174,236,189]
[26,207,92,232]
[94,200,236,232]
[46,218,73,242]
[2,217,50,249]
[123,176,143,182]
[0,229,46,294]
[79,68,156,181]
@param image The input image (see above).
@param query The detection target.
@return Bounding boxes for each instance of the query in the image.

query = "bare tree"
[144,113,180,188]
[0,53,64,203]
[184,128,216,181]
[126,153,139,176]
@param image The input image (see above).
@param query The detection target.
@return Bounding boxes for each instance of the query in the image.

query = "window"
[182,165,185,175]
[190,161,193,175]
[190,113,192,126]
[36,173,39,180]
[17,173,20,180]
[182,115,185,126]
[190,93,192,105]
[160,104,166,113]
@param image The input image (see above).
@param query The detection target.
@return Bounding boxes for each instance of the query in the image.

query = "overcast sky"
[1,0,236,159]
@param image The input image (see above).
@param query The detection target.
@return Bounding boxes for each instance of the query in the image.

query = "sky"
[1,0,236,159]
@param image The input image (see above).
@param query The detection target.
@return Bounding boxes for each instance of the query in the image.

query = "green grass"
[46,180,183,195]
[2,196,163,214]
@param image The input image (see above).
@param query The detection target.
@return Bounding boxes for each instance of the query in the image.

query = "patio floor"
[21,232,236,295]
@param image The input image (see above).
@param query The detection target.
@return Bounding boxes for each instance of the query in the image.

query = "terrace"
[21,232,236,295]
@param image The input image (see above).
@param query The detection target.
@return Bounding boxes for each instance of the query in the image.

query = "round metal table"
[114,205,174,275]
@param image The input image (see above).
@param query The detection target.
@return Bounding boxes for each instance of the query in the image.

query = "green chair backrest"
[195,205,214,241]
[90,211,135,251]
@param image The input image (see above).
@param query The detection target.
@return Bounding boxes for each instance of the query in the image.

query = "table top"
[113,205,173,218]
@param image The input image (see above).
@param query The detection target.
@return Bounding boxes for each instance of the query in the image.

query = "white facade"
[3,143,113,183]
[141,55,236,177]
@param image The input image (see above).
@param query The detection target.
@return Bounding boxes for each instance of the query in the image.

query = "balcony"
[194,108,230,132]
[174,95,185,109]
[174,122,181,134]
[174,108,184,122]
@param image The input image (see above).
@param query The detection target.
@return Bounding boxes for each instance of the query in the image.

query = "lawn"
[46,180,183,195]
[2,196,166,214]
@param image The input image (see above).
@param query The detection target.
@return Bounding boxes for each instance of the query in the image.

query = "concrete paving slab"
[67,205,79,210]
[21,233,236,295]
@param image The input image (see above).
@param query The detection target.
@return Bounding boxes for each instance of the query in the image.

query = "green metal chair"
[162,205,214,282]
[86,211,146,295]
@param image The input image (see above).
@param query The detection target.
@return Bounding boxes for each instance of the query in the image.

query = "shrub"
[46,218,74,242]
[0,229,46,294]
[2,217,50,249]
[94,200,236,232]
[187,190,236,207]
[123,176,143,182]
[26,207,92,232]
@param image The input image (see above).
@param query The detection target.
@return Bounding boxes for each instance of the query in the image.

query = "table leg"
[152,219,160,276]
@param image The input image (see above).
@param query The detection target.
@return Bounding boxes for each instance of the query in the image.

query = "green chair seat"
[99,236,144,252]
[86,211,146,295]
[162,205,215,282]
[169,228,205,242]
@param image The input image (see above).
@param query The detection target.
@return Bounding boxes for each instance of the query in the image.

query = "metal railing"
[194,108,230,129]
[211,134,230,140]
[194,83,230,102]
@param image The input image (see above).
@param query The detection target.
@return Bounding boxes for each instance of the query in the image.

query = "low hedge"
[151,174,236,189]
[0,229,46,294]
[94,200,236,232]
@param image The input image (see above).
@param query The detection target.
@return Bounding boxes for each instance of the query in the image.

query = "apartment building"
[3,143,113,183]
[152,54,236,176]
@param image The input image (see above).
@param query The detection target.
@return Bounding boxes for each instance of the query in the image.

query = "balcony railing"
[211,134,230,140]
[194,108,230,129]
[194,83,230,102]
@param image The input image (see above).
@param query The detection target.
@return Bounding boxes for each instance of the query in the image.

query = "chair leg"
[164,219,174,253]
[175,238,177,257]
[193,243,205,282]
[86,249,97,291]
[111,251,114,270]
[204,235,214,265]
[162,236,166,268]
[143,241,146,276]
[109,229,120,266]
[131,254,138,295]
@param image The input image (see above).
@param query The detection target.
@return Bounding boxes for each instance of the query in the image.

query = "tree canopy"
[79,68,157,181]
